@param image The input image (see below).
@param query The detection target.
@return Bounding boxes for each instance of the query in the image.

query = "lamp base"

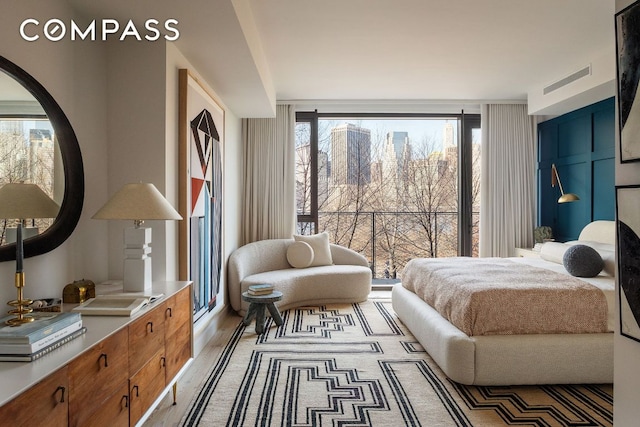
[6,272,34,326]
[123,227,153,293]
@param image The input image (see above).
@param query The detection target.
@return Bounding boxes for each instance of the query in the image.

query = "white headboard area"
[578,220,616,245]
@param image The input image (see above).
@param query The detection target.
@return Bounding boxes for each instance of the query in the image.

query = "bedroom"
[0,0,638,425]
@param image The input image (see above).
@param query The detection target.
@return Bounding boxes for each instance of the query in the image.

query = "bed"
[391,220,615,385]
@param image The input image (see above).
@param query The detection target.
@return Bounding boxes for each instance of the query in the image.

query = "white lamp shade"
[93,183,182,221]
[0,183,59,219]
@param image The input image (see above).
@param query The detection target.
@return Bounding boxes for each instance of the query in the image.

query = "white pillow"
[286,241,314,268]
[293,232,333,266]
[539,242,569,264]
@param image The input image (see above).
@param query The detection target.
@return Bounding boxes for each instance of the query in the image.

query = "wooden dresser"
[0,281,193,427]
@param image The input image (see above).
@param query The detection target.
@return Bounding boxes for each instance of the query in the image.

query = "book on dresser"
[0,318,84,354]
[0,311,82,344]
[0,327,87,362]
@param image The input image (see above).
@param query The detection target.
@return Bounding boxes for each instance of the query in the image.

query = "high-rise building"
[442,122,455,161]
[383,131,412,182]
[330,124,371,185]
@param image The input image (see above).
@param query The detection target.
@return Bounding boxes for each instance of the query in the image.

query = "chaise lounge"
[228,237,372,315]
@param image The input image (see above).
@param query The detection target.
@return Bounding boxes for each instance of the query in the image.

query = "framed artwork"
[616,185,640,342]
[616,1,640,162]
[178,69,224,321]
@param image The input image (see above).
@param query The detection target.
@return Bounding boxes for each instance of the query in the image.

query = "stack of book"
[0,312,86,362]
[247,284,275,296]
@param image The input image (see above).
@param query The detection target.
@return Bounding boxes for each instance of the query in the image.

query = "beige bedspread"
[402,257,608,336]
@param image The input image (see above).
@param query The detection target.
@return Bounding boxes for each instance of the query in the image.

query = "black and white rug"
[181,298,612,426]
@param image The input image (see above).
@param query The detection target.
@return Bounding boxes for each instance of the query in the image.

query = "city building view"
[0,119,57,244]
[296,118,481,279]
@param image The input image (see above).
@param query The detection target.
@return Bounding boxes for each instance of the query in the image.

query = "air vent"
[543,65,591,95]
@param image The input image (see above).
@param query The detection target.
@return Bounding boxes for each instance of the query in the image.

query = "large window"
[295,112,480,279]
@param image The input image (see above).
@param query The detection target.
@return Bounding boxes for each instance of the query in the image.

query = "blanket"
[402,257,608,336]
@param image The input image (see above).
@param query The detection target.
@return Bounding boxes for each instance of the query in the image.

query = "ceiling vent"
[543,65,591,95]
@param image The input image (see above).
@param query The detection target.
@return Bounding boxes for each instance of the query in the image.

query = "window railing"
[298,210,479,279]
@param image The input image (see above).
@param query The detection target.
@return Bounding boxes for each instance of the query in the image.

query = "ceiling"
[71,0,615,117]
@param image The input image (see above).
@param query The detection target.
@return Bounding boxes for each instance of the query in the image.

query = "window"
[295,112,481,278]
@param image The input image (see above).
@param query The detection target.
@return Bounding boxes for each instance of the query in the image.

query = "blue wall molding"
[537,97,615,242]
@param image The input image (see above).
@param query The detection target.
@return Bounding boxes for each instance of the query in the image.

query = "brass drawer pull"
[146,321,154,333]
[55,386,65,403]
[99,353,108,367]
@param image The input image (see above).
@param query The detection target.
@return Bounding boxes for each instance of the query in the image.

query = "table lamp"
[0,183,60,326]
[92,183,182,293]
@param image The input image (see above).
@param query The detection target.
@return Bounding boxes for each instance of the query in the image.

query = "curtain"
[479,104,536,257]
[241,104,296,244]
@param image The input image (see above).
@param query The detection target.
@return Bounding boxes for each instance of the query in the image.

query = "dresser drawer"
[71,382,129,427]
[164,286,191,336]
[0,366,68,427]
[69,327,128,426]
[129,305,165,375]
[165,320,192,383]
[129,349,166,425]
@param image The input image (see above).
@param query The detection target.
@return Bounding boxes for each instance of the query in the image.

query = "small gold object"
[6,271,34,326]
[63,279,96,304]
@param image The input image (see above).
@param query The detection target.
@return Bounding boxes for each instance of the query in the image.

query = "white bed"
[392,221,615,385]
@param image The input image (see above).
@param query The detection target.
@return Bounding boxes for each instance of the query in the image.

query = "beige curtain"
[479,104,536,257]
[241,104,296,244]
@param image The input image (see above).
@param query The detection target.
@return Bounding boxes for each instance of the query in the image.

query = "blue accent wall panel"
[537,97,615,242]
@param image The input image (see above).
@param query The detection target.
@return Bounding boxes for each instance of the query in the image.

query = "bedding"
[392,220,616,385]
[402,257,609,336]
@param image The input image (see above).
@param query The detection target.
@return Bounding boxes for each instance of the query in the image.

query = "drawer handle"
[132,385,139,397]
[99,353,108,368]
[147,321,154,333]
[161,356,166,367]
[55,386,65,403]
[121,395,129,408]
[166,307,172,318]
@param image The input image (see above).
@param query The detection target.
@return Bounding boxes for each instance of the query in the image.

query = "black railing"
[297,210,479,279]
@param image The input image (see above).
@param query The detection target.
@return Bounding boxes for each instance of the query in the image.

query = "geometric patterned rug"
[180,298,613,426]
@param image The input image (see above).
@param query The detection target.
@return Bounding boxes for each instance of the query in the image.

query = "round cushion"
[562,244,604,277]
[286,241,314,268]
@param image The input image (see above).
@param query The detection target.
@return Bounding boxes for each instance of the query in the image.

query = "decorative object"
[92,183,182,293]
[562,244,603,277]
[178,69,224,320]
[616,185,640,342]
[286,241,314,268]
[0,183,59,325]
[181,299,613,426]
[62,279,96,303]
[72,295,151,316]
[617,1,640,162]
[533,226,553,244]
[551,163,580,203]
[0,56,84,262]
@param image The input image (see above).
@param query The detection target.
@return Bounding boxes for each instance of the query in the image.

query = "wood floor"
[143,308,238,427]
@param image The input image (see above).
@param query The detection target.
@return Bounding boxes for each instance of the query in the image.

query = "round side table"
[241,290,283,334]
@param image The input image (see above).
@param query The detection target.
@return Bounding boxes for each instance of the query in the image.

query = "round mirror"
[0,56,84,261]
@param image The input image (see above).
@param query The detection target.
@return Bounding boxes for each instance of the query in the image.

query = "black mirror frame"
[0,56,84,261]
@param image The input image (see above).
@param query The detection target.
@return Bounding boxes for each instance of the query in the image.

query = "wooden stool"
[241,290,283,334]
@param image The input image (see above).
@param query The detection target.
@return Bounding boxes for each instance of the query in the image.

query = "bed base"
[392,284,613,385]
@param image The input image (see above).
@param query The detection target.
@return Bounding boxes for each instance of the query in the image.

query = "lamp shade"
[0,183,59,219]
[92,183,182,221]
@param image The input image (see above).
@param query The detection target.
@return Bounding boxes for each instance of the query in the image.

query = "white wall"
[0,2,243,355]
[0,0,109,306]
[615,1,640,424]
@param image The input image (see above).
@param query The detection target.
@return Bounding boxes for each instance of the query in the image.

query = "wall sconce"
[93,183,182,293]
[551,163,580,203]
[0,183,59,325]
